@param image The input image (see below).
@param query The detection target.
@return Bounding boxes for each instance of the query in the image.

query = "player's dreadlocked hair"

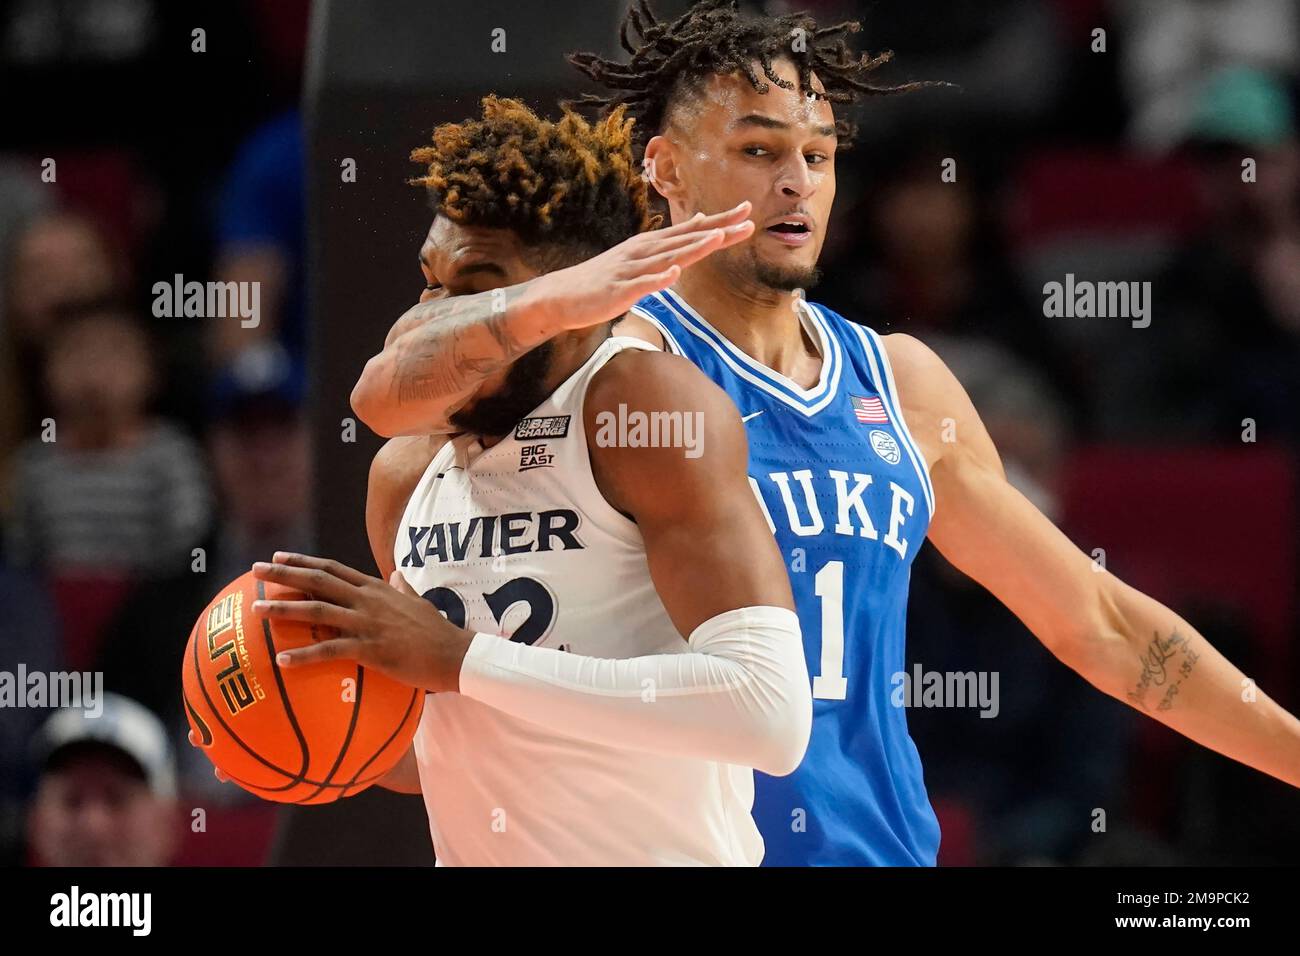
[566,0,948,153]
[409,95,660,272]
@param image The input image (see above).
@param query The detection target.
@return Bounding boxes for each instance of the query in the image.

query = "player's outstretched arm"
[350,203,754,438]
[887,334,1300,789]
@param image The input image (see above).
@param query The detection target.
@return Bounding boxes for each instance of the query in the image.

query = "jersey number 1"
[812,560,848,700]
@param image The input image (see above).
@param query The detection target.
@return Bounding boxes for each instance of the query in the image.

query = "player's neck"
[671,266,822,387]
[479,328,609,450]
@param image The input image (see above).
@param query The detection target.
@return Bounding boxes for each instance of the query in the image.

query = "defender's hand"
[527,201,754,332]
[249,552,473,693]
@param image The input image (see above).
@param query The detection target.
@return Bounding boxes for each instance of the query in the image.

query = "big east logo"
[519,443,554,471]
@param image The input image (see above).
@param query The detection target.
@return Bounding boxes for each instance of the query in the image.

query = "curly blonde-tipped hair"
[409,95,661,271]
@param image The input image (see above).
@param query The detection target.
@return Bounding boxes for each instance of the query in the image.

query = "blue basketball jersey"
[631,289,941,866]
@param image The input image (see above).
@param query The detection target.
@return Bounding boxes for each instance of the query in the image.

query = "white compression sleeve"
[457,605,812,776]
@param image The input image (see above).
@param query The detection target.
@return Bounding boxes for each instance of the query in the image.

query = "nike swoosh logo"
[741,411,765,423]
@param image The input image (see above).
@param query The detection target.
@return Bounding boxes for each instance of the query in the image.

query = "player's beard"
[726,242,822,292]
[449,340,557,439]
[754,258,822,291]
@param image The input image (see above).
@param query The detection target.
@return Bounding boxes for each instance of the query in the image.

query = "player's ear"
[642,135,684,204]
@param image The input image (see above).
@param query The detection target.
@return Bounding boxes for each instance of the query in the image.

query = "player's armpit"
[366,435,446,580]
[904,339,1105,654]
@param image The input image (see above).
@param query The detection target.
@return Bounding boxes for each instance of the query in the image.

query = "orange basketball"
[181,570,424,804]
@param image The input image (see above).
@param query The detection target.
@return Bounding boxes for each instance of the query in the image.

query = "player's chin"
[756,232,818,261]
[751,253,822,293]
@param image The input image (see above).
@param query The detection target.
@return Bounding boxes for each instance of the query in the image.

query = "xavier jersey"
[631,289,940,866]
[394,335,762,866]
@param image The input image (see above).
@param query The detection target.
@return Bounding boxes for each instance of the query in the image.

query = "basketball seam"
[338,686,423,799]
[296,665,365,802]
[258,578,313,787]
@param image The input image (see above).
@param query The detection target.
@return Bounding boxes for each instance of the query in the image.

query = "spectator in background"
[0,210,124,500]
[210,110,305,366]
[2,210,123,384]
[95,341,311,794]
[1099,67,1300,442]
[822,151,1078,412]
[5,305,212,576]
[1115,0,1299,153]
[205,341,312,585]
[1182,69,1300,443]
[0,161,52,492]
[26,692,179,867]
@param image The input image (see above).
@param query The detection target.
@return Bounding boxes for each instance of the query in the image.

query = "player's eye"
[743,146,771,157]
[807,153,828,165]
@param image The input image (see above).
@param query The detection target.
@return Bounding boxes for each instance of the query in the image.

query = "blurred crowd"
[0,0,310,865]
[1,0,1297,867]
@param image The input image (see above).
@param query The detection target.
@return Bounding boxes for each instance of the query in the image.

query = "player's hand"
[249,552,473,693]
[528,201,754,332]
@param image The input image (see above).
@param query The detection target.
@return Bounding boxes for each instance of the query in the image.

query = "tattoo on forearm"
[390,284,532,409]
[1126,626,1201,712]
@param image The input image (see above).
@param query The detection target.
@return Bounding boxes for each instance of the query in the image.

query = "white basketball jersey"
[394,336,761,866]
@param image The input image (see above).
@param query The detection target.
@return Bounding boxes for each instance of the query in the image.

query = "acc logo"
[869,429,901,465]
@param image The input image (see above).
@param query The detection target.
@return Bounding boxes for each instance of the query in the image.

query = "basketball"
[181,570,424,804]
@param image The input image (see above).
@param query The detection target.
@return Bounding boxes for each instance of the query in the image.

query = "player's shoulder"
[877,332,961,408]
[879,331,945,377]
[586,342,740,426]
[582,344,749,502]
[611,310,666,349]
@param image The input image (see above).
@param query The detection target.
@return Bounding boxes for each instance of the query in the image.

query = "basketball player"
[234,97,814,865]
[347,2,1300,866]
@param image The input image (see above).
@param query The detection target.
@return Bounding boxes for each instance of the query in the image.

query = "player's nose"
[776,156,816,199]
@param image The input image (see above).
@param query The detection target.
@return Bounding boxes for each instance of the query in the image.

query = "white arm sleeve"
[457,605,812,776]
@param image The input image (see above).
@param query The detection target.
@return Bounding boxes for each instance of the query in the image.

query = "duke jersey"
[394,335,762,866]
[630,289,941,866]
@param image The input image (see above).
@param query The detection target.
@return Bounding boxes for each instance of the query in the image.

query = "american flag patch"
[850,394,889,424]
